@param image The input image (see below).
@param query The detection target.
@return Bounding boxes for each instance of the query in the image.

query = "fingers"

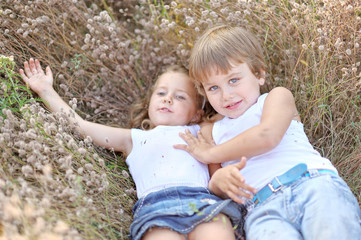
[179,130,209,145]
[227,188,255,204]
[22,58,44,77]
[235,157,247,171]
[19,68,26,79]
[238,181,257,196]
[228,168,257,195]
[225,180,255,201]
[23,61,32,77]
[29,58,38,74]
[220,180,253,203]
[35,59,44,74]
[19,69,29,86]
[232,158,257,194]
[45,66,53,78]
[227,192,246,204]
[197,131,207,142]
[178,129,197,144]
[173,144,188,151]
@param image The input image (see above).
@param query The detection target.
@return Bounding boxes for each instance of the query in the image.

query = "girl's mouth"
[159,107,172,112]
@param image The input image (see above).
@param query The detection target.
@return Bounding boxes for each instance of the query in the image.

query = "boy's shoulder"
[265,87,295,105]
[268,86,293,96]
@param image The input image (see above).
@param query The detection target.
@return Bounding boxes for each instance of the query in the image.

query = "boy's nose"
[222,88,233,101]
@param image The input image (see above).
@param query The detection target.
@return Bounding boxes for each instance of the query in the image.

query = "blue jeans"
[130,186,246,240]
[245,170,361,240]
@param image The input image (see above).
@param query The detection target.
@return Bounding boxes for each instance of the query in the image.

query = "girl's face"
[202,62,265,119]
[148,71,201,127]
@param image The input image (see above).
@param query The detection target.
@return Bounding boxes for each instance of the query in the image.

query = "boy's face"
[202,62,265,119]
[148,72,201,126]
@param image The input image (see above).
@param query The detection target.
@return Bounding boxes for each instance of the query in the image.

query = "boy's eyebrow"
[202,82,214,88]
[226,71,242,78]
[202,71,242,86]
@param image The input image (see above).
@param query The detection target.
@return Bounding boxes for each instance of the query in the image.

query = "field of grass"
[0,0,360,239]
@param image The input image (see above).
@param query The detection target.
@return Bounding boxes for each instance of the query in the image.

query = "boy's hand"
[174,129,215,164]
[209,157,257,204]
[19,58,54,96]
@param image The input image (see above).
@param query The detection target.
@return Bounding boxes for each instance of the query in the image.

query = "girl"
[19,59,245,240]
[176,25,361,239]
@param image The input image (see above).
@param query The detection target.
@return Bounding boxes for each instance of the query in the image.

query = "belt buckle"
[268,176,282,192]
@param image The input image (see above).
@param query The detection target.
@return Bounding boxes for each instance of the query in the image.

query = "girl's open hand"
[174,129,215,164]
[19,58,53,95]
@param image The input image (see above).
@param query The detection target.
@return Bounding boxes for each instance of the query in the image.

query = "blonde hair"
[128,65,205,130]
[189,25,266,88]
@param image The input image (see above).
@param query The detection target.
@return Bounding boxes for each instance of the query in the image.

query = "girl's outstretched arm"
[20,58,132,155]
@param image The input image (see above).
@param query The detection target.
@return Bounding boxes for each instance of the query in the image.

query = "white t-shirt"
[212,93,337,190]
[126,125,210,198]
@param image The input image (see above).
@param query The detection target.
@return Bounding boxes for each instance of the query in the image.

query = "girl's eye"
[209,86,218,91]
[229,78,239,84]
[176,95,186,100]
[157,91,166,96]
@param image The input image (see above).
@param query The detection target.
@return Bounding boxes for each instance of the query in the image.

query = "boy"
[175,25,361,239]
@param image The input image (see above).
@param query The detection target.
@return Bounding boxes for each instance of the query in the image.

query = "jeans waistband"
[253,164,336,206]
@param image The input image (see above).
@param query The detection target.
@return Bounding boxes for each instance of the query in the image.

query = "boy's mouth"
[225,100,242,110]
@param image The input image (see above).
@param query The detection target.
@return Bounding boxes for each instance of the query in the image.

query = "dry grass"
[1,0,360,239]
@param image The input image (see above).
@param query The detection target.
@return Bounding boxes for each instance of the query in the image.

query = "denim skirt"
[129,186,246,240]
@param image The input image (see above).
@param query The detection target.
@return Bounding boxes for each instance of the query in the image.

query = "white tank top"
[126,125,210,198]
[213,93,337,190]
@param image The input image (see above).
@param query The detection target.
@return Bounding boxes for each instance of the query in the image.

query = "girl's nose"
[162,96,172,104]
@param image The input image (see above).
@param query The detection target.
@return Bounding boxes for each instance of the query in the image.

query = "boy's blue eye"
[229,78,239,84]
[209,86,218,91]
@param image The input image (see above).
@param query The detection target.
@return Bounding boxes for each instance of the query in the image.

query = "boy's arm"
[20,58,132,155]
[175,87,297,164]
[199,122,257,202]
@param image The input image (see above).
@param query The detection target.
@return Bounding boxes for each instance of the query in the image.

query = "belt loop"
[305,169,319,177]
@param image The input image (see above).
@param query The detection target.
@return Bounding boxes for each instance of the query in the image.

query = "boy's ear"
[258,70,266,86]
